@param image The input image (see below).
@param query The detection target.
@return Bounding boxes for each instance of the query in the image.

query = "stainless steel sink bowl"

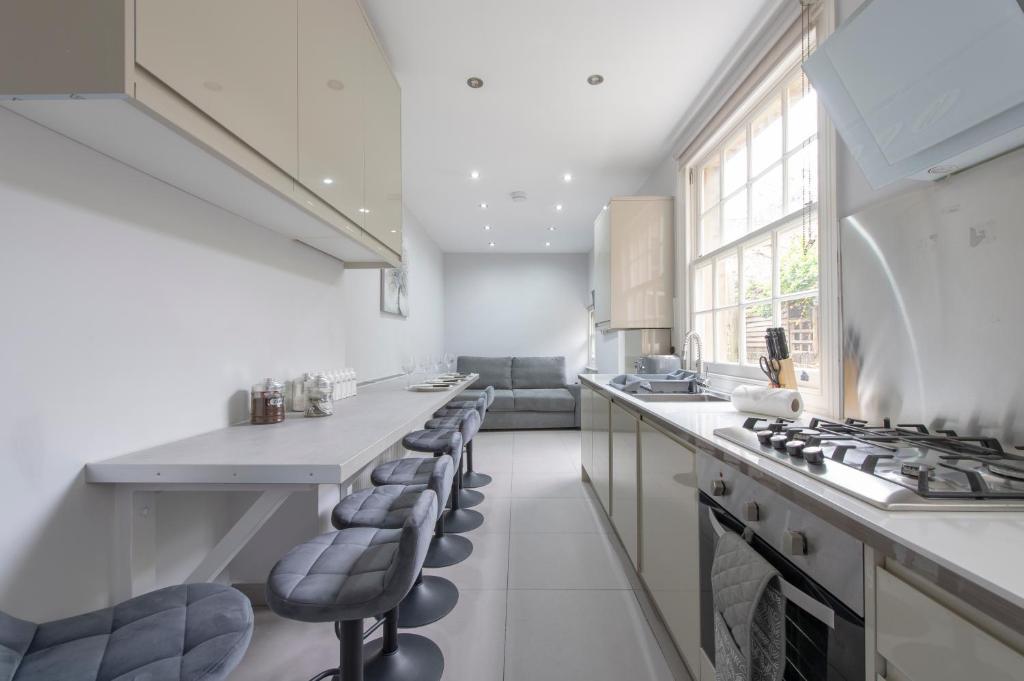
[629,392,727,403]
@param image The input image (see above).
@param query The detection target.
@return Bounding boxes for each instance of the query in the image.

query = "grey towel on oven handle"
[711,530,786,681]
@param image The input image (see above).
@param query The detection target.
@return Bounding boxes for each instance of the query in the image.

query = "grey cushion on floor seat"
[267,491,437,623]
[336,458,453,529]
[512,356,567,389]
[2,583,252,681]
[458,357,512,390]
[513,388,576,412]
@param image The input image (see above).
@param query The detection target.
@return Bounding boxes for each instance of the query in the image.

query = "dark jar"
[251,378,286,425]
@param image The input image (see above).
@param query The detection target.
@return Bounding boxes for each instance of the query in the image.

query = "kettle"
[634,354,682,375]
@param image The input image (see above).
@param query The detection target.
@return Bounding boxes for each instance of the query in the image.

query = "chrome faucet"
[681,330,709,391]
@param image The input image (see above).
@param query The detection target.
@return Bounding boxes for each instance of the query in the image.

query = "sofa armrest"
[564,383,582,428]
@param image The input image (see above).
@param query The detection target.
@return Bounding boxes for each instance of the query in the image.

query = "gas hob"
[713,417,1024,511]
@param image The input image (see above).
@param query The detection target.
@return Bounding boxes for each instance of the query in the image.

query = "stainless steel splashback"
[840,148,1024,444]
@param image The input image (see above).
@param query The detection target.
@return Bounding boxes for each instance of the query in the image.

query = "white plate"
[408,384,451,392]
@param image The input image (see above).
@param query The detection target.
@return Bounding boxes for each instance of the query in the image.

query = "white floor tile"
[472,471,513,497]
[460,495,511,535]
[470,448,514,473]
[426,532,509,589]
[507,532,631,589]
[509,472,586,498]
[511,455,577,475]
[505,590,675,681]
[510,497,608,533]
[227,609,342,680]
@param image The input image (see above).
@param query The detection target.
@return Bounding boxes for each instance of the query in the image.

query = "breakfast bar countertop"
[86,374,474,486]
[580,373,1024,630]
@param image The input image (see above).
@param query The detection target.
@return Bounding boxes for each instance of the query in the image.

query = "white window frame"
[678,5,839,416]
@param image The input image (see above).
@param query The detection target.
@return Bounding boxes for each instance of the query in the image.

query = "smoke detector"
[509,190,528,203]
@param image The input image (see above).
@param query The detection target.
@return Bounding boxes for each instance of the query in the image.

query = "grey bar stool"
[267,490,442,681]
[423,409,485,508]
[334,456,459,628]
[1,583,253,681]
[434,385,494,489]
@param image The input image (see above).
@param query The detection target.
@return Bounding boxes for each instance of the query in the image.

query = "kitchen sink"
[629,392,727,403]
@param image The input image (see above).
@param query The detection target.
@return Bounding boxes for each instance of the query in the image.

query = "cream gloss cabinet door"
[639,423,701,675]
[610,403,639,568]
[135,0,298,178]
[593,208,612,325]
[580,386,594,478]
[297,0,367,230]
[592,391,611,514]
[362,36,403,254]
[609,197,673,329]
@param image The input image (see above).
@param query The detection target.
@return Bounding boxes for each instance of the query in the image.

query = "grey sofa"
[454,356,580,430]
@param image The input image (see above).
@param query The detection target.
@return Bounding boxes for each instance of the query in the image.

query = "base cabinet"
[591,392,611,514]
[639,423,701,676]
[580,386,594,478]
[610,403,639,568]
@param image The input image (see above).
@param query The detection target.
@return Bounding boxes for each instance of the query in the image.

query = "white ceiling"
[362,0,777,254]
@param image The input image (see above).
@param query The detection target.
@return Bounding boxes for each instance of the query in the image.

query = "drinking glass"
[401,356,417,387]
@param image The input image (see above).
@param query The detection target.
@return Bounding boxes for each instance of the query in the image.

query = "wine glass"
[401,356,416,387]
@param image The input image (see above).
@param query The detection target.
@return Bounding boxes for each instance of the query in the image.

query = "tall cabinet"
[0,0,403,265]
[591,196,674,330]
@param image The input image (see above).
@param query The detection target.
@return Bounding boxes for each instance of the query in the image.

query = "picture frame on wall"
[380,264,408,317]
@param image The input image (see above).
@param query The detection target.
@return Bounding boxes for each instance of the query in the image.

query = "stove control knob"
[711,479,727,497]
[783,530,807,556]
[743,501,760,522]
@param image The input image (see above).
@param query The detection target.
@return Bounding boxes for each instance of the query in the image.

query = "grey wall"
[0,107,444,620]
[443,253,590,379]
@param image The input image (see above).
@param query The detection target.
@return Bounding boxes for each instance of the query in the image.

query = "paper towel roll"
[731,385,804,419]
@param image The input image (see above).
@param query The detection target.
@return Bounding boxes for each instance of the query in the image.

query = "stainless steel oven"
[697,451,865,681]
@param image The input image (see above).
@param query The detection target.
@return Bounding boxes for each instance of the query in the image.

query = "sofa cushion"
[513,388,576,412]
[458,356,513,390]
[512,357,566,389]
[487,389,515,412]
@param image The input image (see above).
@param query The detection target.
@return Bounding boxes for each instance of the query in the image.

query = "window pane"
[744,303,773,365]
[722,189,747,244]
[702,155,721,208]
[693,262,713,312]
[699,205,721,256]
[693,312,714,367]
[778,219,819,296]
[723,131,747,195]
[787,76,818,151]
[715,252,738,307]
[751,96,783,176]
[742,237,772,302]
[751,164,783,230]
[786,139,818,213]
[714,308,740,364]
[781,295,820,369]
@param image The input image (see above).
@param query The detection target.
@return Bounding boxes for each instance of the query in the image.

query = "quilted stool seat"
[1,583,252,681]
[267,490,442,681]
[426,394,492,490]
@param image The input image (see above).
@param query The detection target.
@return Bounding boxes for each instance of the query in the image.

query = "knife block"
[777,358,799,390]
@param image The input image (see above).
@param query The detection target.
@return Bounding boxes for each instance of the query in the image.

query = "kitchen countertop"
[581,373,1024,626]
[86,374,474,485]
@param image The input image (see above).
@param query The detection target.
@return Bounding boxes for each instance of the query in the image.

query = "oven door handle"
[708,508,836,630]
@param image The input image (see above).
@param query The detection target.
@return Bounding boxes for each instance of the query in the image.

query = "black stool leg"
[444,449,484,533]
[390,571,458,628]
[363,609,444,681]
[340,619,364,681]
[424,505,473,568]
[462,440,492,489]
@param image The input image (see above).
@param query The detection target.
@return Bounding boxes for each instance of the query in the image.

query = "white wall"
[0,107,443,620]
[443,253,590,379]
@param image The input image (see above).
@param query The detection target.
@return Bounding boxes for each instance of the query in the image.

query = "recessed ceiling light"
[548,226,556,232]
[470,170,480,180]
[479,202,488,209]
[563,173,573,182]
[545,242,551,247]
[484,225,491,231]
[587,74,605,86]
[390,229,397,233]
[358,207,370,213]
[322,177,334,185]
[488,241,495,247]
[467,77,484,89]
[555,204,563,212]
[602,204,608,211]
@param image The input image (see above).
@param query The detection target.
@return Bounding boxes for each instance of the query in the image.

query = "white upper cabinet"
[136,0,299,178]
[362,37,403,253]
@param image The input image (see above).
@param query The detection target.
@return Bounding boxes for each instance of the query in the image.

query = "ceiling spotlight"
[479,202,488,209]
[390,229,397,233]
[358,207,371,214]
[602,204,608,211]
[587,74,605,86]
[322,177,334,185]
[488,241,495,247]
[555,204,563,212]
[484,225,491,231]
[470,170,480,180]
[548,226,556,232]
[563,173,573,182]
[545,242,551,247]
[467,77,484,89]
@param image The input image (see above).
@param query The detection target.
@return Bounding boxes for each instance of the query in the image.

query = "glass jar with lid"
[304,373,334,417]
[251,378,286,425]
